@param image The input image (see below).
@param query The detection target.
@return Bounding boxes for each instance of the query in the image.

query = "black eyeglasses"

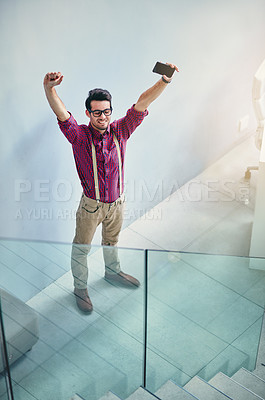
[88,108,112,117]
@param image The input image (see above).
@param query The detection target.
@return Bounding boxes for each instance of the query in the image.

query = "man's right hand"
[43,72,63,89]
[43,71,70,121]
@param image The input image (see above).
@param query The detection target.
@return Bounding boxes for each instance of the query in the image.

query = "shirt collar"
[89,123,111,140]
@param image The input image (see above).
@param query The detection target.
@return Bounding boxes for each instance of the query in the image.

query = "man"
[43,63,179,313]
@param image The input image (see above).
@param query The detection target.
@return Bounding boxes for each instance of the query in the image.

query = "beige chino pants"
[71,193,125,289]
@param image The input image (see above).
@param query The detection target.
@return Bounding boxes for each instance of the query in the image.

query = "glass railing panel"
[2,238,264,400]
[0,239,145,400]
[146,250,265,393]
[0,291,12,400]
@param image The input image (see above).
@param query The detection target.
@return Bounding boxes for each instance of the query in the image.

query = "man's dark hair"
[85,88,112,111]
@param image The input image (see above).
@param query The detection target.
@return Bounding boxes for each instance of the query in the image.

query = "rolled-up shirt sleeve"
[58,113,82,145]
[113,105,148,139]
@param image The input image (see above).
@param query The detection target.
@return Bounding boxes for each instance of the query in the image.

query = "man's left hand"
[163,63,180,83]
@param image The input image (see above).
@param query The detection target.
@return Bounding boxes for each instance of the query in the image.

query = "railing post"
[143,249,148,388]
[0,295,14,400]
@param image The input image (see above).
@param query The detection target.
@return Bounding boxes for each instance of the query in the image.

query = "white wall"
[1,0,265,243]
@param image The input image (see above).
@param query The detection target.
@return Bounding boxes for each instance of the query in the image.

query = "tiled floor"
[1,134,265,400]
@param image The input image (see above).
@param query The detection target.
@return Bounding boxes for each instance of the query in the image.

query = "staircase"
[70,313,265,400]
[71,366,265,400]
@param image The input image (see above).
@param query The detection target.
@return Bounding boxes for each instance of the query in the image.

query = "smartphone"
[152,62,175,78]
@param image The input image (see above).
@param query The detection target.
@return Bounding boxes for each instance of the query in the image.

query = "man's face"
[86,100,112,133]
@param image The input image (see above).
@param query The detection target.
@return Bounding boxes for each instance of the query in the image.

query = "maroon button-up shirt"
[58,105,148,203]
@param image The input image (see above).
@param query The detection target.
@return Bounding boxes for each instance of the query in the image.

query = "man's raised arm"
[134,63,179,112]
[43,72,70,122]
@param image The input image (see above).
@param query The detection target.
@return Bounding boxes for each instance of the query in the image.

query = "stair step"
[210,372,263,399]
[233,368,265,399]
[98,391,121,400]
[184,376,232,399]
[126,387,157,399]
[155,380,199,399]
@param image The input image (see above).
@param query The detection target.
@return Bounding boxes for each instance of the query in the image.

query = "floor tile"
[148,259,240,328]
[18,365,63,400]
[125,191,241,252]
[119,228,163,250]
[147,315,227,378]
[22,337,55,365]
[183,204,254,256]
[1,240,51,270]
[182,252,265,295]
[27,241,70,271]
[0,262,39,302]
[98,300,144,342]
[146,293,230,376]
[26,291,89,337]
[0,376,8,398]
[50,242,72,257]
[206,296,264,342]
[27,312,72,352]
[41,261,67,280]
[243,275,265,307]
[8,355,38,384]
[0,244,24,268]
[9,382,37,400]
[9,260,53,290]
